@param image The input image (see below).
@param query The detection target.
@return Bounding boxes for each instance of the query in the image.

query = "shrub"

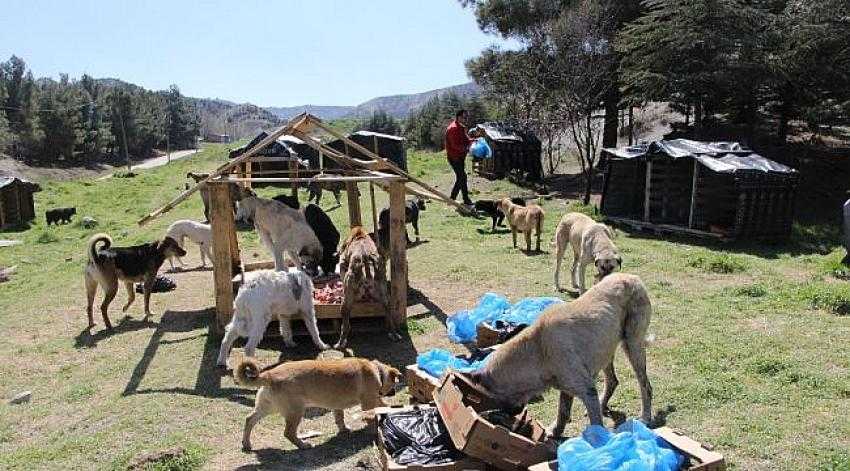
[733,284,767,298]
[687,253,747,274]
[36,230,59,244]
[799,284,850,316]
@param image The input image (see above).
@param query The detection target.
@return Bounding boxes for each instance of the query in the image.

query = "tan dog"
[497,198,544,252]
[554,212,621,293]
[460,273,652,437]
[235,357,401,451]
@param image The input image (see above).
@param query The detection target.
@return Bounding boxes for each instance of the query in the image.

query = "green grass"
[0,145,848,470]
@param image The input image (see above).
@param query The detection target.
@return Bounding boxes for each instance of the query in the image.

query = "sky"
[0,0,515,107]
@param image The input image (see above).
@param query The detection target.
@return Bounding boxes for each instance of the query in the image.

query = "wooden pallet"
[606,216,731,242]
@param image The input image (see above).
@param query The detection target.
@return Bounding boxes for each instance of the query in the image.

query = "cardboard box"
[434,373,555,470]
[475,322,501,348]
[526,427,725,471]
[407,347,499,404]
[372,405,488,471]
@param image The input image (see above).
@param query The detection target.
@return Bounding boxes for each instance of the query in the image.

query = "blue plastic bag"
[469,137,492,159]
[557,420,684,471]
[446,293,563,343]
[416,348,491,378]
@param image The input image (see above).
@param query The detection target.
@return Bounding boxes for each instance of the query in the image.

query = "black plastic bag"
[135,275,176,293]
[380,408,464,465]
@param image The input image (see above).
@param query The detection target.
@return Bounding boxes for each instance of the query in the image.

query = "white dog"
[236,191,323,273]
[554,212,621,293]
[217,268,330,367]
[164,219,213,270]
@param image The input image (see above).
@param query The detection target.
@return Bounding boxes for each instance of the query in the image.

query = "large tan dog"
[497,198,545,252]
[553,212,621,293]
[235,357,401,451]
[460,273,652,437]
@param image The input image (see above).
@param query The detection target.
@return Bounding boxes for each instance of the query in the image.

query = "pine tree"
[0,56,41,157]
[355,110,401,135]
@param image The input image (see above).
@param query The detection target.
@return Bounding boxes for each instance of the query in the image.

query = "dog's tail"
[234,358,270,388]
[87,233,112,264]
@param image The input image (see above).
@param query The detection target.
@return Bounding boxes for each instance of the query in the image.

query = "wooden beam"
[688,160,699,229]
[137,113,307,226]
[346,182,362,227]
[289,160,299,196]
[209,183,238,332]
[643,160,652,222]
[369,182,379,234]
[220,175,403,184]
[388,181,408,330]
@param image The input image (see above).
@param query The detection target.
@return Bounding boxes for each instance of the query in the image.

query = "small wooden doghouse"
[139,113,471,334]
[0,173,41,229]
[475,122,543,182]
[601,139,798,240]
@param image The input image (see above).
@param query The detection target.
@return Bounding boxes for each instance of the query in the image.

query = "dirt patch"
[127,446,187,470]
[0,156,112,182]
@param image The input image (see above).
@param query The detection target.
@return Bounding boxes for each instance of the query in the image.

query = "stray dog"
[474,197,525,232]
[216,268,329,368]
[497,198,544,252]
[236,190,323,273]
[554,212,621,293]
[303,203,340,275]
[336,226,392,348]
[377,197,426,244]
[46,207,76,225]
[459,273,653,437]
[235,356,401,451]
[164,219,213,270]
[272,193,300,210]
[307,174,344,206]
[84,233,186,329]
[186,172,243,222]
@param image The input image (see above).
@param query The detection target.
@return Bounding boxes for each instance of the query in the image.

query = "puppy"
[84,233,186,329]
[377,197,426,245]
[46,207,76,225]
[235,357,401,450]
[164,219,213,270]
[460,273,653,437]
[498,198,544,252]
[217,268,329,368]
[554,212,621,293]
[474,197,525,232]
[307,174,344,206]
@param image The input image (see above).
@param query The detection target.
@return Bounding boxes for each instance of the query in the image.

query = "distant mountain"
[266,82,480,120]
[191,97,282,140]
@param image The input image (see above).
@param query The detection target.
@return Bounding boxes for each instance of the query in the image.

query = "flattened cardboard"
[434,373,554,470]
[372,405,488,471]
[526,427,725,471]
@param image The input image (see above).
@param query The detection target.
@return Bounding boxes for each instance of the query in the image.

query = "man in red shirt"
[444,109,481,206]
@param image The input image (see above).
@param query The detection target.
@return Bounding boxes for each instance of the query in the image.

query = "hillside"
[266,82,480,120]
[192,97,281,140]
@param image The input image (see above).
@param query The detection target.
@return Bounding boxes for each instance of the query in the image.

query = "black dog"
[474,197,526,232]
[307,179,344,206]
[377,197,426,245]
[303,203,340,275]
[272,193,300,210]
[46,207,76,225]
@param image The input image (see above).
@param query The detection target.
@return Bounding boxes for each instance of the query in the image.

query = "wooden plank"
[221,174,402,183]
[209,183,238,331]
[369,182,379,234]
[643,160,652,221]
[289,160,298,196]
[346,182,362,227]
[688,160,699,228]
[137,113,307,226]
[388,181,408,330]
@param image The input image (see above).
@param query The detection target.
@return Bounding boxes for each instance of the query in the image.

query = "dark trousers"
[448,157,471,204]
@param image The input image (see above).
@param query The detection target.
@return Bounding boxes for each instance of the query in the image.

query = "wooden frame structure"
[138,113,470,333]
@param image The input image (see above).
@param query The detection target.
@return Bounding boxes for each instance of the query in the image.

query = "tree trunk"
[602,87,619,148]
[628,106,634,146]
[584,113,593,205]
[777,97,790,143]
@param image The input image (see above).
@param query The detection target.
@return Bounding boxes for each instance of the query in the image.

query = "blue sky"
[0,0,514,106]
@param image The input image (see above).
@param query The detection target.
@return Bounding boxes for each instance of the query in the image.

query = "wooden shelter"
[327,130,407,171]
[601,139,798,240]
[475,122,543,182]
[139,113,471,334]
[0,173,41,229]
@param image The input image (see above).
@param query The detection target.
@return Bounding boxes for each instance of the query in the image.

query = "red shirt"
[444,119,472,160]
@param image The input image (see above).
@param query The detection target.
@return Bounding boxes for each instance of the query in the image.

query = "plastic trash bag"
[380,408,463,465]
[446,293,563,343]
[470,137,492,159]
[557,420,684,471]
[416,348,492,378]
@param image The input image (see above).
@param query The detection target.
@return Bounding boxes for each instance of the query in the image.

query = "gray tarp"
[603,139,796,174]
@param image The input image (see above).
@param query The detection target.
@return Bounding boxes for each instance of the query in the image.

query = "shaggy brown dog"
[235,357,401,451]
[460,273,653,437]
[336,226,393,348]
[84,233,186,329]
[497,198,545,252]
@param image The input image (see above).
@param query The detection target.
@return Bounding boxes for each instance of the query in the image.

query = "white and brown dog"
[554,212,621,293]
[164,219,213,270]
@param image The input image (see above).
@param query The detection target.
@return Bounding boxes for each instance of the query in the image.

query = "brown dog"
[460,273,653,437]
[84,233,186,329]
[336,226,393,348]
[235,357,401,451]
[186,172,243,222]
[498,198,545,252]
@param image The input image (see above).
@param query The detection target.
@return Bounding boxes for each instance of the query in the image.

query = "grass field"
[0,144,848,470]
